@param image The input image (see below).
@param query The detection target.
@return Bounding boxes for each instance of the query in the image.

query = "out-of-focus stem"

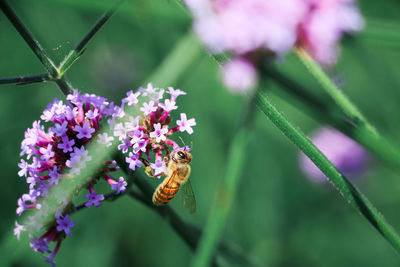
[264,66,400,171]
[191,94,255,267]
[256,89,400,254]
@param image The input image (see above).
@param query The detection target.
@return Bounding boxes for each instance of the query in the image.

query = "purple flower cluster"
[185,0,364,92]
[116,83,196,177]
[15,91,126,265]
[14,85,196,266]
[300,127,368,182]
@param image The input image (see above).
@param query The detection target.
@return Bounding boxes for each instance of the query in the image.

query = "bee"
[152,150,196,213]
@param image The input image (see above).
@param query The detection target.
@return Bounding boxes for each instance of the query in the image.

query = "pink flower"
[297,0,364,65]
[300,127,368,182]
[222,58,257,93]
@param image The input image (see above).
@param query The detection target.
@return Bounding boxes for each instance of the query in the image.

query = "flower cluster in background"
[116,83,196,177]
[14,85,196,266]
[185,0,364,92]
[299,127,368,182]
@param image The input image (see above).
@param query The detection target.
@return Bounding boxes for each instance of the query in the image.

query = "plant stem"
[0,73,50,85]
[0,1,74,95]
[191,94,255,267]
[58,0,122,76]
[145,31,204,86]
[295,48,378,136]
[255,89,400,254]
[0,1,58,78]
[264,66,400,170]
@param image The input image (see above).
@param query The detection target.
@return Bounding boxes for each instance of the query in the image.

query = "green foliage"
[2,0,400,267]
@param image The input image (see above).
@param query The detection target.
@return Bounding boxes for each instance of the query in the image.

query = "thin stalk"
[191,94,255,267]
[0,73,50,85]
[265,67,400,170]
[115,154,255,266]
[0,1,74,95]
[295,48,378,136]
[58,0,122,76]
[145,31,204,86]
[0,1,58,78]
[256,89,400,254]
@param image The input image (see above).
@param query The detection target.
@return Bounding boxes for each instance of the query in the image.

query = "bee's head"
[171,150,192,164]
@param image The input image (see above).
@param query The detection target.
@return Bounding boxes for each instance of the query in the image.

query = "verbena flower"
[15,85,197,266]
[15,91,125,265]
[299,127,368,182]
[116,83,196,178]
[185,0,363,92]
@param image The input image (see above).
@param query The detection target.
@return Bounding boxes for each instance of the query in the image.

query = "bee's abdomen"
[152,181,180,206]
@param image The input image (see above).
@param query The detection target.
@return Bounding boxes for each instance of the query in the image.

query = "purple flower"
[160,99,178,112]
[52,121,68,137]
[85,191,105,208]
[167,86,186,99]
[86,109,99,120]
[140,101,157,115]
[122,90,140,106]
[297,0,364,65]
[111,177,127,194]
[300,127,368,182]
[149,123,168,143]
[39,144,55,161]
[56,214,75,235]
[150,159,167,177]
[222,58,257,93]
[177,113,196,134]
[126,152,143,171]
[97,133,114,147]
[14,221,25,240]
[18,159,29,177]
[57,135,75,153]
[30,237,50,253]
[74,121,95,139]
[16,194,32,216]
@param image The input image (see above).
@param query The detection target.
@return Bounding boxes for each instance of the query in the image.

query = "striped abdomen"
[152,176,181,206]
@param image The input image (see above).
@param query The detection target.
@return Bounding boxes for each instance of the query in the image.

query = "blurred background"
[1,0,400,266]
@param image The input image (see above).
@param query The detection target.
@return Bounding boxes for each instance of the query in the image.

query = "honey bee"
[152,150,196,213]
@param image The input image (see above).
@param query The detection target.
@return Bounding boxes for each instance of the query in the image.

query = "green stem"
[256,90,400,254]
[0,1,58,78]
[58,0,122,76]
[265,67,400,170]
[191,95,255,267]
[146,31,204,86]
[0,73,50,85]
[0,1,74,95]
[295,48,378,136]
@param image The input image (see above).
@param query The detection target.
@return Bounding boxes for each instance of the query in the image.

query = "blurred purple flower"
[297,0,364,65]
[185,0,364,91]
[300,127,368,182]
[222,58,258,93]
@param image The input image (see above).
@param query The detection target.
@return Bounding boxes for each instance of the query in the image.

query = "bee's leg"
[140,158,156,178]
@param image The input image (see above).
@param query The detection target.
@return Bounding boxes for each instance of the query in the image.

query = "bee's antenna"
[178,136,186,147]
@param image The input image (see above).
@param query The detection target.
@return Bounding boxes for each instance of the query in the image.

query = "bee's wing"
[182,179,196,214]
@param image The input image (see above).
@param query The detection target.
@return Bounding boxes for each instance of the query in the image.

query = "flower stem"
[191,94,255,267]
[0,1,73,95]
[0,73,50,85]
[295,48,378,136]
[264,66,400,170]
[0,1,58,78]
[255,89,400,254]
[58,0,122,76]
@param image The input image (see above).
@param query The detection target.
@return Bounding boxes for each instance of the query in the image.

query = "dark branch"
[0,73,50,85]
[58,0,123,75]
[0,1,58,78]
